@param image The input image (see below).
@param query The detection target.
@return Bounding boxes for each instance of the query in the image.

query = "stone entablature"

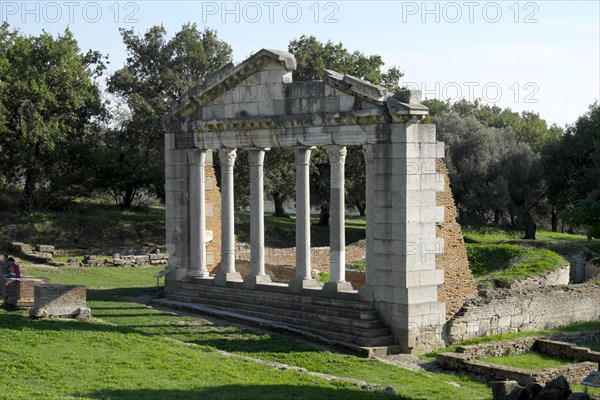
[163,48,473,353]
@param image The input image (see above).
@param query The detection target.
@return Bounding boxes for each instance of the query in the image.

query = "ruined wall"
[446,285,600,343]
[233,241,366,272]
[435,159,477,320]
[205,163,222,270]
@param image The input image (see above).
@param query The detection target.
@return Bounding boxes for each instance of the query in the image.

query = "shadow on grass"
[83,385,408,400]
[1,286,328,355]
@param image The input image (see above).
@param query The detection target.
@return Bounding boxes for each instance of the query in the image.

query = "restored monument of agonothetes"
[161,49,476,355]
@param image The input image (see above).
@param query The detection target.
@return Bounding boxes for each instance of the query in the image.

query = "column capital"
[247,148,269,166]
[219,148,237,166]
[187,149,206,166]
[326,145,347,164]
[294,146,315,165]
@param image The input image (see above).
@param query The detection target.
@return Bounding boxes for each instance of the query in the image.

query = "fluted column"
[214,148,242,285]
[323,145,353,293]
[289,146,318,292]
[359,145,375,301]
[244,148,272,288]
[187,150,209,278]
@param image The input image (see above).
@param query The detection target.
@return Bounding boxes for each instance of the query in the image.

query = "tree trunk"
[551,207,559,232]
[22,142,41,210]
[317,204,330,226]
[356,202,366,217]
[272,192,289,217]
[122,187,135,209]
[494,209,501,226]
[521,209,537,240]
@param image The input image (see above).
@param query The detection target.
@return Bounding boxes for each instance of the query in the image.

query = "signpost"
[581,371,600,395]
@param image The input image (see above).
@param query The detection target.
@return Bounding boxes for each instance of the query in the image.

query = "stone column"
[359,145,375,301]
[243,148,272,288]
[289,146,318,292]
[214,148,242,285]
[323,145,353,293]
[187,150,209,278]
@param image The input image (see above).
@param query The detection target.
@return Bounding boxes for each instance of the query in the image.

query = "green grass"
[466,243,567,288]
[463,228,522,243]
[8,265,493,400]
[586,343,600,351]
[481,352,574,370]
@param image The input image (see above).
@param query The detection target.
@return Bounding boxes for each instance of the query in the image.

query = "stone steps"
[162,280,400,356]
[172,285,384,326]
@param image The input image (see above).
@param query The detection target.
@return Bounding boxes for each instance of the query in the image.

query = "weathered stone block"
[29,284,90,319]
[3,278,50,309]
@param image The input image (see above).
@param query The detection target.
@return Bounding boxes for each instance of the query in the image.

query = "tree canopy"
[0,23,104,208]
[102,24,232,208]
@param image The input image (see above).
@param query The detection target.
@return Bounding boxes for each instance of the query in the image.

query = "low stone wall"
[235,241,366,272]
[535,339,600,363]
[446,285,600,343]
[436,352,597,386]
[510,264,570,289]
[83,252,168,267]
[437,333,600,386]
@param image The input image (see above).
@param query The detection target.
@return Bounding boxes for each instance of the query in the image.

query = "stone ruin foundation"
[29,284,91,319]
[2,277,49,309]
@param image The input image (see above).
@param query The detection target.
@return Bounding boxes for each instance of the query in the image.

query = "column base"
[322,281,354,295]
[288,278,319,293]
[243,274,272,289]
[186,269,210,279]
[213,272,243,286]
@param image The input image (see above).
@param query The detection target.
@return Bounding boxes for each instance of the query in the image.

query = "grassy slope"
[467,243,568,288]
[7,265,492,400]
[481,353,574,370]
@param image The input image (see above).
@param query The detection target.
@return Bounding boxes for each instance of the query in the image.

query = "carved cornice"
[190,110,388,133]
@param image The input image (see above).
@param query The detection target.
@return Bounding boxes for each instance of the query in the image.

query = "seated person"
[8,257,20,278]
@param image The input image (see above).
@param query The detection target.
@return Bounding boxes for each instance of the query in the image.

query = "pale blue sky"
[3,0,599,127]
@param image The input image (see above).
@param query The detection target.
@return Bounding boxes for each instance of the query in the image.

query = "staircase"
[153,279,400,357]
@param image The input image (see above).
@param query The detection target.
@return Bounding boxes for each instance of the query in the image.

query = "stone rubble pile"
[492,376,595,400]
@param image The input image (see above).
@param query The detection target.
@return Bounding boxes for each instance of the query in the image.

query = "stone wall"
[435,159,478,320]
[510,264,570,289]
[535,339,600,363]
[436,352,597,386]
[234,241,366,272]
[446,285,600,343]
[436,333,600,386]
[205,163,222,270]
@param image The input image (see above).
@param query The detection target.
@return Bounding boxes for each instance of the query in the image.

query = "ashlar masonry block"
[29,284,91,319]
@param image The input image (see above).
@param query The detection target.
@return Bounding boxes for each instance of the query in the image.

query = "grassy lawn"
[480,353,574,371]
[466,243,567,288]
[4,265,493,400]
